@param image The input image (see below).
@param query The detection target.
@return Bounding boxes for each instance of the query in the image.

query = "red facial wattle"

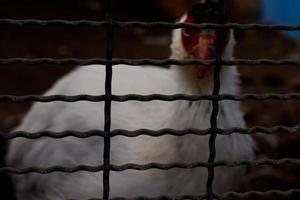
[181,16,200,54]
[181,15,229,78]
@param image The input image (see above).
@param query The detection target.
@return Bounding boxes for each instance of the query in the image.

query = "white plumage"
[6,7,254,200]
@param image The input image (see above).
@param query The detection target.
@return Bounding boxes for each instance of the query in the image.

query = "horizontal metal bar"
[0,19,300,31]
[0,94,107,102]
[88,195,207,200]
[0,130,108,139]
[1,126,300,139]
[1,58,300,66]
[218,189,300,199]
[2,159,300,175]
[68,189,300,200]
[0,58,107,65]
[113,159,300,170]
[221,126,300,135]
[0,165,103,174]
[0,19,107,27]
[85,197,206,200]
[1,93,300,103]
[115,22,300,31]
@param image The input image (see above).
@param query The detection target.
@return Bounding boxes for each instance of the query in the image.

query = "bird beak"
[198,33,217,61]
[196,31,217,78]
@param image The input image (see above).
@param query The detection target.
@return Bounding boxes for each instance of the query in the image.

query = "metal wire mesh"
[1,0,300,199]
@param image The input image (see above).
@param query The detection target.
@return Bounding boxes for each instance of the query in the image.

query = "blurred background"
[0,0,299,199]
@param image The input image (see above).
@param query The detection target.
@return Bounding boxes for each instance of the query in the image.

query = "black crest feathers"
[188,0,228,23]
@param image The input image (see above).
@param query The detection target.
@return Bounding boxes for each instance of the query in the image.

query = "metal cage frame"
[1,0,300,199]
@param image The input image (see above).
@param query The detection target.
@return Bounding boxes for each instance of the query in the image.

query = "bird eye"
[183,29,192,37]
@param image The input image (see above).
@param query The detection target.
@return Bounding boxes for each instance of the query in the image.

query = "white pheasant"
[6,1,254,199]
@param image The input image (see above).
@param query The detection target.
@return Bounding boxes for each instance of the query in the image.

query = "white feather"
[6,15,254,200]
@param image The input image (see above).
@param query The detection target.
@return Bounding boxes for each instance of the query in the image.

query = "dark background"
[0,0,300,199]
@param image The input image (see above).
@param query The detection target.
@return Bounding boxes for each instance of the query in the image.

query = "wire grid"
[1,0,300,199]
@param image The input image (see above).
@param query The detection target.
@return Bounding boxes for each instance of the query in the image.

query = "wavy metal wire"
[0,58,300,66]
[206,1,226,199]
[1,158,300,175]
[1,3,300,200]
[66,189,300,200]
[62,189,300,200]
[1,93,300,102]
[0,19,300,30]
[1,125,300,139]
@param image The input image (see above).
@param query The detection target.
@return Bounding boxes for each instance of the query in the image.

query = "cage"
[0,0,300,199]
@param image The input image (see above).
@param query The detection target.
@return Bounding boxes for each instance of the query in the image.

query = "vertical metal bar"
[103,0,113,199]
[206,0,225,200]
